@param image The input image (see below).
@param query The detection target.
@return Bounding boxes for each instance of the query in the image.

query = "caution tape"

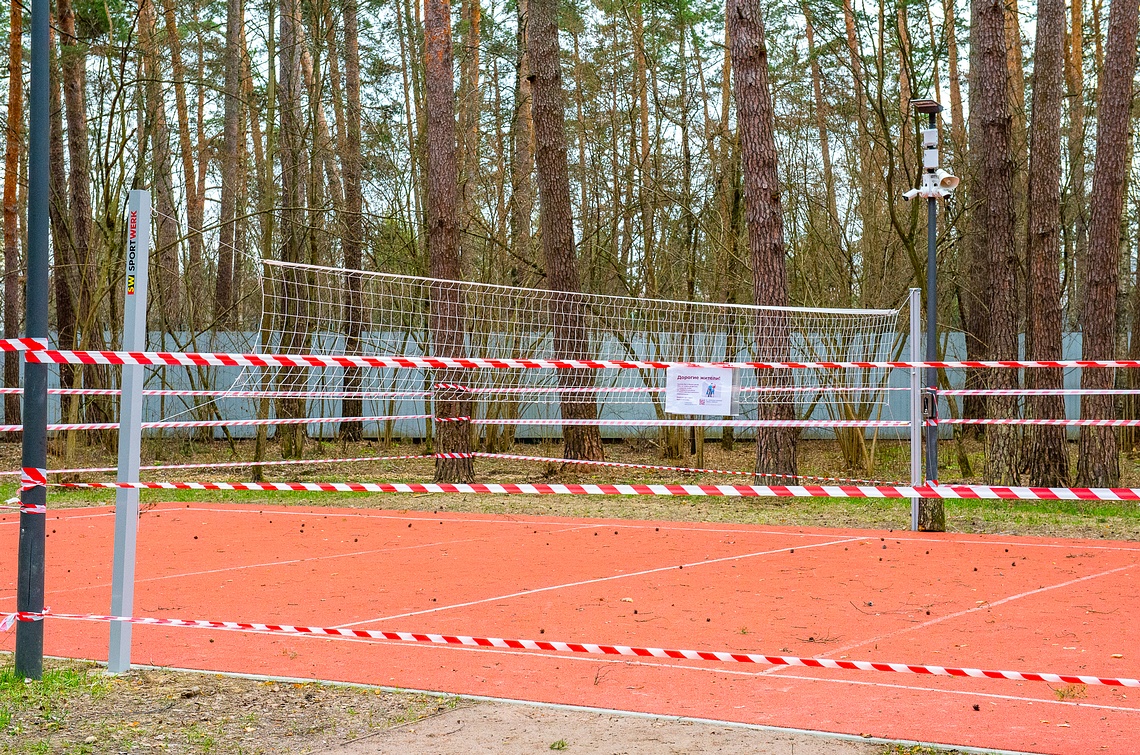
[45,479,1140,501]
[22,348,1140,371]
[0,415,433,433]
[931,418,1140,427]
[0,454,445,477]
[0,337,47,353]
[0,452,890,486]
[432,383,905,394]
[0,387,434,398]
[11,467,48,514]
[469,452,894,486]
[467,418,909,428]
[4,609,1137,688]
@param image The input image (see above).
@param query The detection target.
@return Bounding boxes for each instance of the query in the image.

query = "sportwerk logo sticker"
[126,210,137,295]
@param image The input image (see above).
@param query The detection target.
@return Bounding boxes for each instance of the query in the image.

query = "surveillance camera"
[934,169,960,191]
[902,188,920,201]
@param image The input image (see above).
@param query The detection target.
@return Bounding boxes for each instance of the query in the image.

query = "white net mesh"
[239,260,907,442]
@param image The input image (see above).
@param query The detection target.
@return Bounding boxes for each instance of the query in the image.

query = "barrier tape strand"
[468,452,894,486]
[24,348,1140,371]
[45,479,1140,501]
[5,610,1136,688]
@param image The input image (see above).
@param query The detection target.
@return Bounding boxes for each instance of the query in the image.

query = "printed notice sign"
[665,367,739,416]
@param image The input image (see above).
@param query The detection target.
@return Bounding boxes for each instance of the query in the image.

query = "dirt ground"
[326,702,887,755]
[0,658,957,754]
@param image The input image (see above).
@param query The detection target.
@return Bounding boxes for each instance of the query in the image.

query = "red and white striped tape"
[20,467,46,490]
[0,387,432,398]
[47,478,1140,501]
[468,452,893,486]
[0,415,432,433]
[937,388,1140,396]
[9,467,48,514]
[0,452,889,486]
[0,454,443,477]
[932,418,1140,427]
[466,418,910,429]
[23,348,1140,371]
[0,337,47,353]
[7,610,1137,688]
[433,383,904,395]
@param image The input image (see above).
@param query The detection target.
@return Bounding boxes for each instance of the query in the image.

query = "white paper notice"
[664,367,739,416]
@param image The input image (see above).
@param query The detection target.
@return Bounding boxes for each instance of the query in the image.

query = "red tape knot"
[15,607,49,623]
[434,416,471,423]
[432,453,474,460]
[19,503,46,515]
[20,467,47,490]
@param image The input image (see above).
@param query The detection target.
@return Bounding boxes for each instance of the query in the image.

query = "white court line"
[812,562,1139,661]
[158,504,856,540]
[0,529,547,605]
[227,625,1140,716]
[13,501,1140,551]
[50,502,1140,553]
[332,536,868,629]
[0,510,115,526]
[888,532,1140,554]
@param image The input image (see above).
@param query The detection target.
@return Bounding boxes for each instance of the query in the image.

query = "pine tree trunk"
[1076,0,1139,486]
[340,0,364,442]
[529,0,604,461]
[394,0,422,267]
[943,0,966,156]
[804,5,839,244]
[974,0,1020,485]
[509,0,534,278]
[1023,0,1069,486]
[716,17,737,452]
[48,39,78,453]
[1063,0,1087,329]
[457,0,480,276]
[215,0,242,327]
[425,0,475,481]
[729,0,796,476]
[1005,0,1028,284]
[160,0,203,321]
[140,0,182,325]
[961,0,992,431]
[3,0,22,429]
[276,0,307,460]
[59,0,108,426]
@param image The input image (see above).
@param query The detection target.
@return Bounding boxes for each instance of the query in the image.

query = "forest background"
[0,0,1138,488]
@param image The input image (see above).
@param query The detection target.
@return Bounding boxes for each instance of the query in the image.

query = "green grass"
[0,662,108,737]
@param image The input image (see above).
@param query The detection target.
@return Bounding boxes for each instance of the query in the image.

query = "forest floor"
[0,436,1128,752]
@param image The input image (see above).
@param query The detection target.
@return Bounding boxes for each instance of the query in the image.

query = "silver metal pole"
[909,287,921,531]
[108,190,151,673]
[924,111,940,489]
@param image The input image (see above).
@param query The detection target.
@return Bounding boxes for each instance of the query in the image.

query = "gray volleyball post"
[909,287,921,531]
[108,190,151,673]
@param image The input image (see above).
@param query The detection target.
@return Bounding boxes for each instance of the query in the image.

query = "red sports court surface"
[2,501,1138,754]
